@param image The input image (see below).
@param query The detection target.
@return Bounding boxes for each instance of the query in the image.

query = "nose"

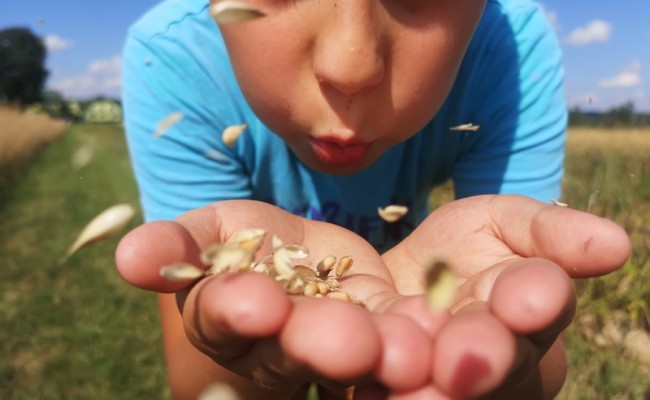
[312,3,386,96]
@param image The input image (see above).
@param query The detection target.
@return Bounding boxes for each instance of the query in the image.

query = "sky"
[1,0,649,112]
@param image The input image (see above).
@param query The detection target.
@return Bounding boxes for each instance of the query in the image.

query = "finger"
[488,195,631,278]
[371,313,432,391]
[382,296,451,338]
[115,218,208,293]
[115,201,305,293]
[455,260,574,381]
[185,272,292,359]
[489,260,576,340]
[431,308,516,399]
[487,261,574,398]
[182,270,308,390]
[457,261,574,399]
[280,298,382,381]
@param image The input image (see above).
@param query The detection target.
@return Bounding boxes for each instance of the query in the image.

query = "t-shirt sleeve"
[452,1,567,202]
[122,26,253,222]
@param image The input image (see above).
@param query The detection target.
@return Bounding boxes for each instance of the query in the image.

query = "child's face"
[215,0,486,174]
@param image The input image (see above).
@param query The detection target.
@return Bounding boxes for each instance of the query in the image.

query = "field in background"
[0,106,67,165]
[1,120,649,399]
[559,128,650,399]
[0,122,168,399]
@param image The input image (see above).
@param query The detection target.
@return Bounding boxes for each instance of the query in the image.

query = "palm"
[374,194,631,398]
[193,199,398,303]
[117,200,429,397]
[383,195,629,299]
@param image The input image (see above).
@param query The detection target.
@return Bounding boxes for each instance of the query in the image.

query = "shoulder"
[458,0,562,100]
[483,0,548,26]
[127,0,212,40]
[475,0,557,48]
[123,0,227,73]
[122,0,245,126]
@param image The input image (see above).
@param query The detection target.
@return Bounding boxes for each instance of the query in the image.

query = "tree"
[0,27,49,106]
[604,101,636,127]
[568,106,588,126]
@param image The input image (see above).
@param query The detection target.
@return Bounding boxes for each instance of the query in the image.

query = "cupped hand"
[377,194,631,399]
[115,200,441,399]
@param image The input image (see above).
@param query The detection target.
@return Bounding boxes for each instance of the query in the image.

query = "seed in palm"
[159,228,364,306]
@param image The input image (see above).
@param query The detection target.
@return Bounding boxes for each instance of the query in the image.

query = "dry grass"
[0,105,67,165]
[567,127,650,152]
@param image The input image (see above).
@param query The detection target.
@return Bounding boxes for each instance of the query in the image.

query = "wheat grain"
[377,205,408,223]
[425,260,457,311]
[221,123,248,147]
[210,1,266,24]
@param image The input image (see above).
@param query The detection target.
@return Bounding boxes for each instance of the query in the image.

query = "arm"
[122,17,253,222]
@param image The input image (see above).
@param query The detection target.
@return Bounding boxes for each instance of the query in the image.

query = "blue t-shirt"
[122,0,567,252]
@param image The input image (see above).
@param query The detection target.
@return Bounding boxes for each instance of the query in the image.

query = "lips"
[309,137,372,167]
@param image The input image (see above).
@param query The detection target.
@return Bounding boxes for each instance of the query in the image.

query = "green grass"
[1,124,649,399]
[557,142,650,399]
[0,124,169,399]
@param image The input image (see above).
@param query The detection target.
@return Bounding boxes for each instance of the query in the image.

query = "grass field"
[0,121,648,399]
[0,122,168,399]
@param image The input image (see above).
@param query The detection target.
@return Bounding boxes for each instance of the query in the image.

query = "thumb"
[115,218,208,293]
[490,195,632,278]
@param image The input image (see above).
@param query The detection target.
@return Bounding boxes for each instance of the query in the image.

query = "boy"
[117,0,631,398]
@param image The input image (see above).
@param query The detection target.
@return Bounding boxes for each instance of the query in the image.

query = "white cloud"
[598,61,642,88]
[43,34,73,52]
[49,55,122,99]
[88,57,122,75]
[564,20,612,46]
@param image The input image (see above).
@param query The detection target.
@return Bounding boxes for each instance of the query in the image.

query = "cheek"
[221,24,310,132]
[388,4,485,135]
[386,47,459,140]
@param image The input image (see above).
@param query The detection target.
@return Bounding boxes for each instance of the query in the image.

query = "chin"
[301,155,376,175]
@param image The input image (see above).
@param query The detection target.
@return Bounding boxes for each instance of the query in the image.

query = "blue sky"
[1,0,649,112]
